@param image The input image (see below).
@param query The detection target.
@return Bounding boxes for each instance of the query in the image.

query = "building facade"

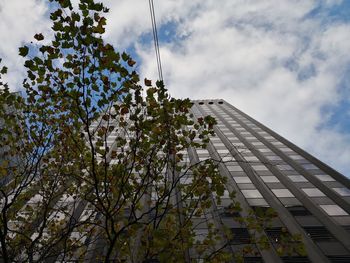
[2,98,350,263]
[189,99,350,263]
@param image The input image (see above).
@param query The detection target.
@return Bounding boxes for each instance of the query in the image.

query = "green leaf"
[19,46,29,57]
[127,59,136,67]
[59,0,71,9]
[34,33,44,41]
[72,12,80,22]
[0,66,7,74]
[94,3,103,11]
[97,99,104,108]
[121,52,129,61]
[144,78,152,87]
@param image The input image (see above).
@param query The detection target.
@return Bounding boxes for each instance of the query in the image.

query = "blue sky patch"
[305,1,350,24]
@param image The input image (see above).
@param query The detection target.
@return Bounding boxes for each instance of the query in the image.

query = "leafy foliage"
[0,0,305,262]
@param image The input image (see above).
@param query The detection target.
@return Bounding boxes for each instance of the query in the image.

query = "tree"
[0,0,305,262]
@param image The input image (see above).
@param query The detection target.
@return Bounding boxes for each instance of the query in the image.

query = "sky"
[0,0,349,176]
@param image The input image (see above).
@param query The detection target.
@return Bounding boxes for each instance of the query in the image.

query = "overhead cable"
[148,0,164,83]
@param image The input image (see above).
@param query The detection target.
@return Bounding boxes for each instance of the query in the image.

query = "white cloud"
[134,0,350,176]
[0,0,50,91]
[102,0,203,48]
[0,0,349,176]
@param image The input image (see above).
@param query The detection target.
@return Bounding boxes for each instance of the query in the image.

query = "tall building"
[2,98,350,263]
[0,91,22,186]
[190,99,350,263]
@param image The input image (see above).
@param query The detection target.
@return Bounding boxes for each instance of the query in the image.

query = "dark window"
[143,260,159,263]
[265,227,289,243]
[208,101,214,104]
[251,206,276,218]
[221,206,240,217]
[287,206,312,216]
[218,101,224,104]
[199,102,204,105]
[328,256,350,263]
[251,206,270,212]
[344,226,350,234]
[230,228,251,244]
[282,256,311,263]
[244,257,264,263]
[303,226,335,242]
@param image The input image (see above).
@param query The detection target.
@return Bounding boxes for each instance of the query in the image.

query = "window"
[238,183,256,190]
[301,163,318,170]
[241,190,263,198]
[279,147,293,152]
[314,174,335,182]
[303,226,335,242]
[213,143,225,147]
[272,189,294,198]
[332,188,350,196]
[252,165,269,171]
[217,149,229,154]
[320,205,348,216]
[265,227,287,243]
[277,164,293,171]
[221,156,233,161]
[327,256,350,263]
[251,206,271,214]
[245,136,256,140]
[234,177,252,184]
[227,166,243,172]
[302,188,325,197]
[287,206,312,216]
[222,190,230,198]
[196,149,209,154]
[261,176,280,183]
[295,159,309,165]
[251,142,264,146]
[288,155,305,161]
[258,148,273,153]
[194,229,209,242]
[271,141,284,146]
[180,177,193,184]
[288,175,308,182]
[247,199,269,206]
[244,257,264,263]
[233,142,245,148]
[70,231,88,244]
[220,206,240,217]
[244,156,259,162]
[266,155,282,161]
[230,228,251,244]
[281,256,311,263]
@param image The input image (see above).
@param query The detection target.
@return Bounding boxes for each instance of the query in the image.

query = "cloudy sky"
[0,0,349,176]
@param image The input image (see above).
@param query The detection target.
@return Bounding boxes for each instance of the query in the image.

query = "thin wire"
[149,0,162,81]
[149,0,162,82]
[148,0,164,83]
